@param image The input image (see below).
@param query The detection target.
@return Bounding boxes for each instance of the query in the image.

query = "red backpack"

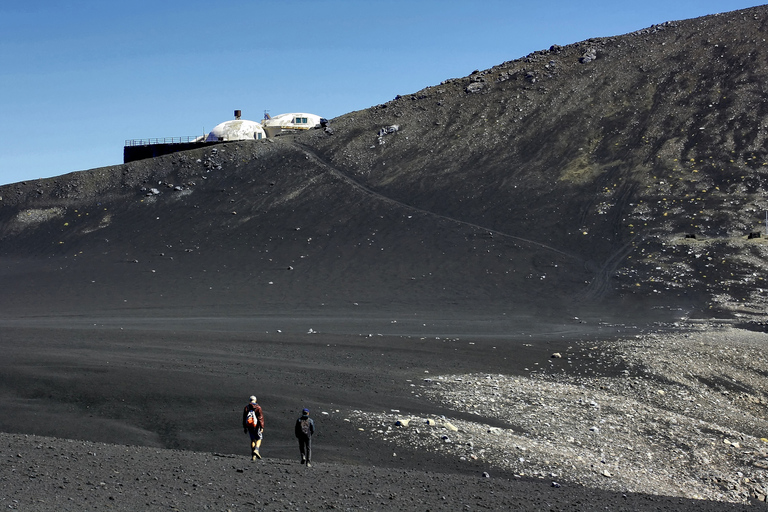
[246,406,259,428]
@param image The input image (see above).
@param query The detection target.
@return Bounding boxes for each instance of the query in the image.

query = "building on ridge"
[205,110,266,142]
[262,112,325,138]
[124,109,326,163]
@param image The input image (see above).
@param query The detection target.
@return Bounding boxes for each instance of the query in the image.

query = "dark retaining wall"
[124,141,224,163]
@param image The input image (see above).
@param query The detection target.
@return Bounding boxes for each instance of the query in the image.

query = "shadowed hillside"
[3,7,768,324]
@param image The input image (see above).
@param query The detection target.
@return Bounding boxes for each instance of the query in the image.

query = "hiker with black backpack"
[294,408,315,467]
[243,395,264,461]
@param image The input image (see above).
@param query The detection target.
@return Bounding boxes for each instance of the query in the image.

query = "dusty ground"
[352,323,768,505]
[1,320,768,510]
[0,430,756,512]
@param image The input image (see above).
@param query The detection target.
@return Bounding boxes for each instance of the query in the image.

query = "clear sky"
[0,1,762,186]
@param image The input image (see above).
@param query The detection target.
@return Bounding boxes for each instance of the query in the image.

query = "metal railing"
[124,136,205,147]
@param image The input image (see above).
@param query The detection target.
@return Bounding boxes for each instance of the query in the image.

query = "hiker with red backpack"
[243,396,264,460]
[294,408,315,467]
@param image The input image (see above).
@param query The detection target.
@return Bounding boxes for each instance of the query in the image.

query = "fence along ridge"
[124,136,207,147]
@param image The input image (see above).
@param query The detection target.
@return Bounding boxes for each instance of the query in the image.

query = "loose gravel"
[352,324,768,504]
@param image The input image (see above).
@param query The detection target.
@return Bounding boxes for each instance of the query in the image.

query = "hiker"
[294,408,315,466]
[243,395,264,460]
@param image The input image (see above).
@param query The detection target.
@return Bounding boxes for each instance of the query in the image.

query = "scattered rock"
[349,326,768,504]
[465,82,485,94]
[377,125,399,137]
[580,49,597,63]
[443,421,458,432]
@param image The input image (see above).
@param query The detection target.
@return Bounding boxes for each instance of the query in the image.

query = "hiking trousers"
[298,435,312,463]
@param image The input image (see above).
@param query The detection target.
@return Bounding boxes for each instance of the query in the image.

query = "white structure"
[262,112,324,138]
[205,111,266,142]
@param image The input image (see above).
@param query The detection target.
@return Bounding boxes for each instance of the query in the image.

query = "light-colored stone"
[348,325,768,504]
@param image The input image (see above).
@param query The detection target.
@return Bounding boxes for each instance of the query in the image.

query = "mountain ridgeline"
[2,5,768,323]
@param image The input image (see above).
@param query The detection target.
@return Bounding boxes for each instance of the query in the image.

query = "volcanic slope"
[3,6,768,510]
[0,136,593,321]
[298,4,768,321]
[3,7,768,322]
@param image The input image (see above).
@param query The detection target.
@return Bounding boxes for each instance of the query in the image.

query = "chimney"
[234,110,242,120]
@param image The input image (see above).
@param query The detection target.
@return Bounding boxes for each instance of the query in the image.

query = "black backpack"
[300,417,311,435]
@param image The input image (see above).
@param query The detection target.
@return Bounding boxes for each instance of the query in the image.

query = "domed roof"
[262,112,323,137]
[205,119,265,142]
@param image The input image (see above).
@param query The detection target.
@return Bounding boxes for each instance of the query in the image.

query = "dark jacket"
[295,414,315,438]
[243,402,264,430]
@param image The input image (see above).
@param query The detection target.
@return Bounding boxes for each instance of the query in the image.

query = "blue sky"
[0,0,761,186]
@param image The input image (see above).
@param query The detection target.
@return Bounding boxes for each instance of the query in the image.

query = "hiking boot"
[301,456,306,464]
[306,462,312,468]
[251,455,257,461]
[255,450,262,460]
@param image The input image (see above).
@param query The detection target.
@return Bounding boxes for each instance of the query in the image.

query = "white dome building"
[262,112,324,138]
[205,111,266,142]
